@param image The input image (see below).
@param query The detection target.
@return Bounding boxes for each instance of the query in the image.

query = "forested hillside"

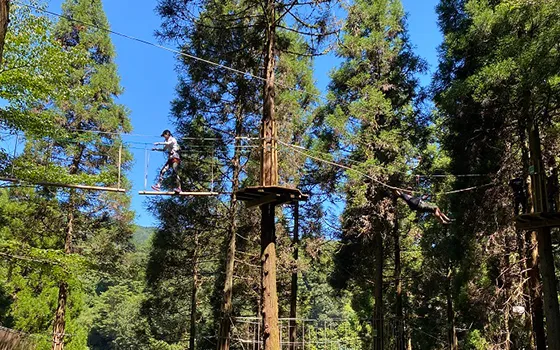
[0,0,559,349]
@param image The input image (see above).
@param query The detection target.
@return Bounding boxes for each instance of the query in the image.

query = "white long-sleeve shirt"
[156,136,180,159]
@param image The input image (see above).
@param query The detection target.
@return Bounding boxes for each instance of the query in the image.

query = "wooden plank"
[0,177,125,193]
[138,191,219,196]
[515,213,560,230]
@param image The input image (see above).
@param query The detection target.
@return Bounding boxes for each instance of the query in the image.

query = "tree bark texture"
[519,123,545,349]
[260,0,280,348]
[52,205,74,350]
[216,103,243,350]
[261,203,280,350]
[0,0,8,66]
[527,122,560,350]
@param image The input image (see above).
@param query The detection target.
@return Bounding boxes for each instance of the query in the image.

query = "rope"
[277,140,496,196]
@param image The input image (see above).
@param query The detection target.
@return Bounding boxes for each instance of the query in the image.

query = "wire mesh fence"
[229,317,408,350]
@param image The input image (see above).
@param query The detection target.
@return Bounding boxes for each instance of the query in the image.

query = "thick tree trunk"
[289,203,299,350]
[261,203,280,349]
[52,282,68,350]
[519,122,544,349]
[526,231,546,350]
[260,0,279,348]
[0,0,8,66]
[527,122,560,350]
[216,104,243,350]
[189,232,199,350]
[446,268,458,350]
[373,231,384,350]
[52,206,74,350]
[393,203,404,350]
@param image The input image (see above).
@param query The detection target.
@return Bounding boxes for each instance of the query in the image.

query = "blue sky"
[45,0,443,227]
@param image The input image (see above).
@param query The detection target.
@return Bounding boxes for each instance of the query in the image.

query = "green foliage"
[464,329,489,350]
[0,2,86,138]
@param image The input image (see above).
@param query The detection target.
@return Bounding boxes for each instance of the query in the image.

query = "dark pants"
[159,158,181,188]
[399,193,437,213]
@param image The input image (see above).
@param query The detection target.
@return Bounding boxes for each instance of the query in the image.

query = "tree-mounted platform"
[235,186,308,208]
[515,212,560,230]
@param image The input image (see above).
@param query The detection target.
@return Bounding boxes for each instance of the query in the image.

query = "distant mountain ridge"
[132,225,155,247]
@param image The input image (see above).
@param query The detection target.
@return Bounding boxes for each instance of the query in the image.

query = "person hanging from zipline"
[152,129,182,193]
[394,189,453,224]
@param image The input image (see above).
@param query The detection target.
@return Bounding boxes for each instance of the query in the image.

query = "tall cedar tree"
[0,2,129,349]
[434,0,560,348]
[156,0,327,348]
[32,0,134,348]
[317,0,427,348]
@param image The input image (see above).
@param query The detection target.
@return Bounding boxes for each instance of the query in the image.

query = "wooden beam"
[138,191,219,196]
[0,177,125,193]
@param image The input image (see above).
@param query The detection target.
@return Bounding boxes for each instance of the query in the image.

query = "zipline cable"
[277,140,496,196]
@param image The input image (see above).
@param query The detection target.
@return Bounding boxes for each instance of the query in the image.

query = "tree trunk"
[446,268,458,350]
[527,121,560,350]
[519,121,544,349]
[0,0,8,66]
[52,206,74,350]
[216,103,243,350]
[51,144,83,350]
[260,0,279,348]
[190,231,200,350]
[393,202,404,350]
[526,230,546,350]
[261,203,280,350]
[504,305,511,350]
[52,282,68,350]
[373,230,384,350]
[289,203,299,350]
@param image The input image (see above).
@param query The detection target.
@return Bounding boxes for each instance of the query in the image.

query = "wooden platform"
[516,212,560,230]
[0,177,126,193]
[138,191,220,196]
[235,186,308,208]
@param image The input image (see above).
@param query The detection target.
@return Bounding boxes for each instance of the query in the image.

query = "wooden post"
[289,202,299,350]
[0,0,9,66]
[527,121,560,350]
[260,0,280,348]
[446,267,458,350]
[217,106,243,350]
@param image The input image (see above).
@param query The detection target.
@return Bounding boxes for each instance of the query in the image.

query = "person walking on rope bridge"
[152,129,182,193]
[394,189,452,224]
